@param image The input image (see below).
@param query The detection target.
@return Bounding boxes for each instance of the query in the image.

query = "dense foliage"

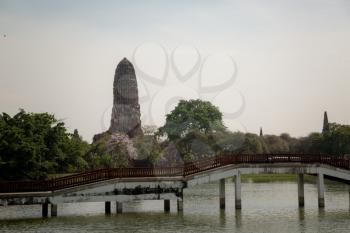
[297,123,350,155]
[85,133,131,169]
[158,99,350,162]
[158,99,225,140]
[0,110,89,180]
[157,99,227,161]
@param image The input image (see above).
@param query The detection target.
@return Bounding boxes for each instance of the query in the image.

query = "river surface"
[0,177,349,233]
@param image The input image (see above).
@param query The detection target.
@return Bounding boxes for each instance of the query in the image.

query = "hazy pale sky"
[1,0,349,142]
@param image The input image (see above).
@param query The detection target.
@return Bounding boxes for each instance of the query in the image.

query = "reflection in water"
[298,208,305,233]
[0,181,349,233]
[219,209,225,227]
[298,207,305,221]
[235,209,242,229]
[318,207,325,218]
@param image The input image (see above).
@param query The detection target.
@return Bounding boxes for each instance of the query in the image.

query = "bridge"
[0,154,350,217]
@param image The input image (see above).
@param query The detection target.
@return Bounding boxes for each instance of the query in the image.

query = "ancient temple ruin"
[109,58,143,138]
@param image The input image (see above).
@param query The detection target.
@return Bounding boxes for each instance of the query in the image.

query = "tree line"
[1,101,349,180]
[157,100,350,161]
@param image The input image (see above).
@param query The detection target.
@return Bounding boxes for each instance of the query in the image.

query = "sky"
[0,0,349,142]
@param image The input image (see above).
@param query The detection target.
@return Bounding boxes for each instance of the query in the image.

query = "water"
[0,178,349,233]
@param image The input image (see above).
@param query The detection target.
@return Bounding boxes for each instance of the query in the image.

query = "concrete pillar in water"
[116,202,123,214]
[164,199,170,212]
[297,173,305,207]
[349,185,350,208]
[42,203,48,217]
[317,173,325,208]
[219,178,225,209]
[177,189,184,212]
[177,199,183,212]
[51,204,58,217]
[105,201,111,214]
[235,172,242,209]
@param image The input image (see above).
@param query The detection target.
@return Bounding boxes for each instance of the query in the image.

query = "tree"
[238,133,268,154]
[132,135,163,164]
[158,99,225,140]
[295,123,350,155]
[323,123,350,155]
[0,110,89,180]
[157,99,226,160]
[263,135,290,153]
[207,131,245,153]
[175,129,215,161]
[63,131,90,172]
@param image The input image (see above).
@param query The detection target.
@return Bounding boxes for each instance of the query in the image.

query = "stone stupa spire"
[109,58,143,138]
[322,111,329,133]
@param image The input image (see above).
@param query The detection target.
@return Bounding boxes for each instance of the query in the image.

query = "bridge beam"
[105,201,111,214]
[116,202,123,214]
[317,173,325,208]
[42,203,48,217]
[297,173,305,207]
[219,178,225,209]
[51,204,57,217]
[164,199,170,212]
[235,171,242,209]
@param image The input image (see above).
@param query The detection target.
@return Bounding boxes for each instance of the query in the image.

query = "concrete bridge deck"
[0,154,350,217]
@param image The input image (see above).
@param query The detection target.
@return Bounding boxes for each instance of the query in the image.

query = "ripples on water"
[0,179,349,233]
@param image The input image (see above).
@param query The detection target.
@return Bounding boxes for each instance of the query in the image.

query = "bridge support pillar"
[177,190,184,212]
[349,186,350,207]
[51,204,57,217]
[42,203,48,217]
[116,202,123,214]
[317,173,325,208]
[219,178,225,209]
[164,199,170,212]
[297,173,305,207]
[105,201,111,214]
[177,199,183,212]
[235,171,242,209]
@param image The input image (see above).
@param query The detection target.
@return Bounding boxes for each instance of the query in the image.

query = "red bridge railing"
[0,154,349,193]
[183,154,350,176]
